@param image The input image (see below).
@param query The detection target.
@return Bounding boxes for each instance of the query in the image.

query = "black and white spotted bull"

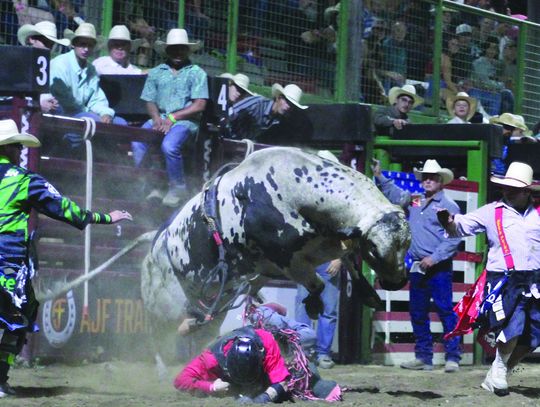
[141,147,410,345]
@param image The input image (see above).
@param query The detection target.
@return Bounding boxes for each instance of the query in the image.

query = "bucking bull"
[140,146,411,353]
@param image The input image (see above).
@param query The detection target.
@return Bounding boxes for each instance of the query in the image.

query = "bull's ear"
[336,227,362,239]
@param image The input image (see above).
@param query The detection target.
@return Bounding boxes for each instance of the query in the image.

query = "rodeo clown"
[438,162,540,396]
[174,318,342,403]
[0,119,132,397]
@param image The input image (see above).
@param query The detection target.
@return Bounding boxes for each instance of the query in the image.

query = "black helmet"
[225,336,264,385]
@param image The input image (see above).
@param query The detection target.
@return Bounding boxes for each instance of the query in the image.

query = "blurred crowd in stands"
[0,0,530,116]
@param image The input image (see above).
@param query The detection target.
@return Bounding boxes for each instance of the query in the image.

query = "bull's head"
[339,211,410,290]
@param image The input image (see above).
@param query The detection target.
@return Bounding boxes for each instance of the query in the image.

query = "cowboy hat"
[491,161,540,190]
[154,28,202,54]
[64,22,98,45]
[490,113,528,131]
[271,83,308,110]
[107,25,142,52]
[17,21,70,47]
[219,73,255,95]
[456,23,473,35]
[324,3,340,22]
[413,159,454,185]
[388,84,424,108]
[446,92,477,120]
[0,120,41,148]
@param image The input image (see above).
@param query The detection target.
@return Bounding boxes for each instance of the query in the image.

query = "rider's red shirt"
[174,328,290,393]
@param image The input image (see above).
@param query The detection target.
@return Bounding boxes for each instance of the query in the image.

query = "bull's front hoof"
[302,294,323,320]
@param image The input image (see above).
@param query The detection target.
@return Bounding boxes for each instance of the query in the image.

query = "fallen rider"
[174,325,342,403]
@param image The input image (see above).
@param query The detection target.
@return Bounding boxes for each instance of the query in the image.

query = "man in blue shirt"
[50,23,128,147]
[132,28,208,207]
[376,159,462,372]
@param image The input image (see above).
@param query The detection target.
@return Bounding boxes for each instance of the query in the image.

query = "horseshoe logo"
[42,290,77,348]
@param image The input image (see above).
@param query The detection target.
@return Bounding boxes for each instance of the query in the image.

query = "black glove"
[238,395,254,404]
[252,392,271,404]
[436,209,451,228]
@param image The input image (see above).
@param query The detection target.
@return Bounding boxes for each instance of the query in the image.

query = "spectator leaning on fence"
[228,83,308,140]
[0,119,132,398]
[132,28,208,207]
[446,92,477,124]
[373,84,423,135]
[92,25,143,75]
[219,72,255,105]
[17,20,70,114]
[489,113,536,176]
[437,162,540,396]
[49,22,128,147]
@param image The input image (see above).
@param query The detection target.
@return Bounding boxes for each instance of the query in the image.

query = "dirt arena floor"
[3,360,540,406]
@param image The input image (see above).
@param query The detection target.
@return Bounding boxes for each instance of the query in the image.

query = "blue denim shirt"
[380,178,461,264]
[408,190,462,263]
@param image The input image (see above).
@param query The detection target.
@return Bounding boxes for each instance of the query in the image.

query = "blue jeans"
[131,119,191,187]
[409,265,461,364]
[295,262,339,357]
[63,112,128,148]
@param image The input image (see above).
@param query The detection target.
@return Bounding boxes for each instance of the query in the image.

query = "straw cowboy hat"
[413,159,454,185]
[446,92,477,120]
[17,21,70,47]
[64,22,98,45]
[271,83,308,110]
[107,25,142,51]
[154,28,202,54]
[388,84,424,108]
[491,161,540,190]
[219,73,255,96]
[0,119,41,147]
[490,113,528,131]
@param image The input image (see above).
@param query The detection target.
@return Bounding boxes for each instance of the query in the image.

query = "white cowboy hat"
[64,22,98,44]
[107,25,142,51]
[388,84,424,108]
[324,3,340,22]
[413,159,454,185]
[456,23,473,35]
[0,119,41,147]
[446,91,477,120]
[17,21,70,47]
[271,83,308,110]
[220,73,255,96]
[491,161,540,190]
[154,28,202,54]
